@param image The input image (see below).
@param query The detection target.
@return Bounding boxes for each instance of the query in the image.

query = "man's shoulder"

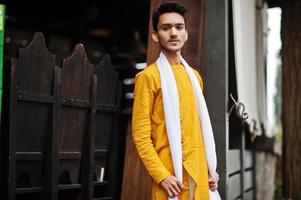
[135,63,159,79]
[190,67,202,78]
[189,67,204,89]
[190,67,200,75]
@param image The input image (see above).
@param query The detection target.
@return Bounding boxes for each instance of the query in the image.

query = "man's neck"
[162,50,181,65]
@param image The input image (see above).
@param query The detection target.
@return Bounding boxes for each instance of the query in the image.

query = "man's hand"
[209,174,219,191]
[160,175,186,198]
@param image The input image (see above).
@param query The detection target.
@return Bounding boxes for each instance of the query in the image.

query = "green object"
[0,4,5,116]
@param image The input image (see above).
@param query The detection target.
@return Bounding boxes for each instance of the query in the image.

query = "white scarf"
[156,52,221,200]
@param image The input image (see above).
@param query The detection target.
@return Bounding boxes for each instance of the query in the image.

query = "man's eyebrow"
[160,23,185,27]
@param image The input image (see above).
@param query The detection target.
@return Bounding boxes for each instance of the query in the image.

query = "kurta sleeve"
[132,72,171,184]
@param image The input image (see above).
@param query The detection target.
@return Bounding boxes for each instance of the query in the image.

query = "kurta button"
[181,139,184,143]
[182,157,186,161]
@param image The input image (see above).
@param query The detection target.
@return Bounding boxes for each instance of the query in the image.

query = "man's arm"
[132,72,171,184]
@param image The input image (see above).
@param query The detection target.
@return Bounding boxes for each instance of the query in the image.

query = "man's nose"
[170,27,177,37]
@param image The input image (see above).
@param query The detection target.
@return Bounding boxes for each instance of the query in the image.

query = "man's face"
[152,12,188,53]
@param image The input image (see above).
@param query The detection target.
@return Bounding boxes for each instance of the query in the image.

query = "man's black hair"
[152,1,188,32]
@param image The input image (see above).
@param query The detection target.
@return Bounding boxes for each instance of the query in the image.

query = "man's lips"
[168,39,180,43]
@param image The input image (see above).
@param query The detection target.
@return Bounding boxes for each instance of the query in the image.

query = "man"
[132,2,220,200]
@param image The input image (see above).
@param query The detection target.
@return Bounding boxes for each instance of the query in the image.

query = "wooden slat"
[81,74,97,200]
[244,169,254,191]
[96,105,118,112]
[16,91,54,103]
[61,98,91,108]
[244,150,254,169]
[16,152,43,160]
[15,186,44,194]
[103,83,122,200]
[244,188,254,200]
[229,173,241,200]
[9,58,17,200]
[58,184,81,190]
[93,197,112,200]
[229,149,241,175]
[94,149,108,158]
[49,66,61,200]
[93,181,108,186]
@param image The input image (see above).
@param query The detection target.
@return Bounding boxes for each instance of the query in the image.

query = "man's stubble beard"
[160,42,184,54]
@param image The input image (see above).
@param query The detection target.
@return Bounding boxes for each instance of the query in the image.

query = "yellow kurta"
[132,63,209,200]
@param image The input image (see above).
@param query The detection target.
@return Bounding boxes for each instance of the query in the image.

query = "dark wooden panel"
[15,101,52,153]
[16,33,54,95]
[60,45,93,100]
[94,55,118,105]
[93,54,121,199]
[94,113,113,154]
[56,44,95,200]
[5,31,120,200]
[57,44,93,186]
[10,32,56,200]
[229,173,241,200]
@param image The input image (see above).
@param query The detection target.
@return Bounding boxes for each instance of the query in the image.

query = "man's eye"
[176,26,184,30]
[161,26,170,31]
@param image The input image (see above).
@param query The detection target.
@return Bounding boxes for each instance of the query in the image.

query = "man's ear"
[184,29,188,42]
[152,31,159,42]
